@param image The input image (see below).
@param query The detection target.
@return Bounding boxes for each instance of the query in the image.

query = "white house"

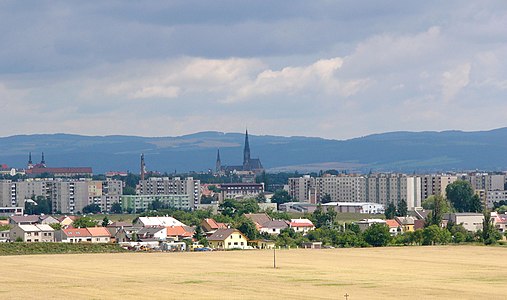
[134,216,186,227]
[259,220,289,235]
[289,218,315,234]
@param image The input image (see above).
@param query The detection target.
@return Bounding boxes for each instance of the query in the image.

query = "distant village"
[1,130,507,251]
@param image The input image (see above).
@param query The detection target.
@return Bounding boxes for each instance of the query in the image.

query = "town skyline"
[1,1,506,139]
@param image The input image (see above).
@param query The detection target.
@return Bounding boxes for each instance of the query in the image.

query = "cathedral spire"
[216,149,221,173]
[28,152,33,169]
[41,152,46,166]
[243,129,251,168]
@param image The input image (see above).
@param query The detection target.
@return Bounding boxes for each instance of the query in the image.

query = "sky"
[0,1,506,140]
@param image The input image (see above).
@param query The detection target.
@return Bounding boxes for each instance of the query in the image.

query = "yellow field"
[1,246,506,299]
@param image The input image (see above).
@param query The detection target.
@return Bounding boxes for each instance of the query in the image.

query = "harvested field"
[0,245,506,299]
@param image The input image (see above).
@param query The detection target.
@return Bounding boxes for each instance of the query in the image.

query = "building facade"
[138,177,200,207]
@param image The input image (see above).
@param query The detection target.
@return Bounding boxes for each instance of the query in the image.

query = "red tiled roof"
[289,222,314,227]
[166,226,194,238]
[87,227,111,237]
[63,228,91,237]
[26,167,92,175]
[385,219,399,228]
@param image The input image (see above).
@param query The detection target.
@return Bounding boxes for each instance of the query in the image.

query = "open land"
[0,246,506,299]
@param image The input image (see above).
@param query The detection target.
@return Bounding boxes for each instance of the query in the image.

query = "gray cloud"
[0,1,506,139]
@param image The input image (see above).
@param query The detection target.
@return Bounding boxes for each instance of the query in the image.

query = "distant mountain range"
[1,128,507,174]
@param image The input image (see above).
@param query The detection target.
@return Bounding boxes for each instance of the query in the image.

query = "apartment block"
[0,179,123,214]
[139,177,201,207]
[288,173,421,210]
[120,194,192,213]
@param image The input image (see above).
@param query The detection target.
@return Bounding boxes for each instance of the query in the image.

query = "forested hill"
[1,128,507,174]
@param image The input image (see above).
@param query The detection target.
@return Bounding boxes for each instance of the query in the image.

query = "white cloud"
[441,63,471,103]
[226,57,369,103]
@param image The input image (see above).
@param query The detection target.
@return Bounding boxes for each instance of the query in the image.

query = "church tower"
[216,149,222,173]
[40,152,46,167]
[243,129,251,170]
[28,152,33,169]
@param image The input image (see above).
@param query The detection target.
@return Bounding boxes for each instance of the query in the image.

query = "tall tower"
[216,149,222,173]
[243,129,251,170]
[40,152,46,167]
[140,153,145,181]
[28,152,33,169]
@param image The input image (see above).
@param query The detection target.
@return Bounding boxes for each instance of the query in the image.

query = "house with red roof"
[385,219,401,236]
[201,218,228,235]
[166,226,195,241]
[289,218,315,234]
[56,227,111,243]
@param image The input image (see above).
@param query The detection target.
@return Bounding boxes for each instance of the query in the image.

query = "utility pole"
[344,293,349,300]
[273,247,276,269]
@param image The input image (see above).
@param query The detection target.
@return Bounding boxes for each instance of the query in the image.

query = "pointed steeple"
[216,149,222,173]
[28,152,33,169]
[41,152,46,167]
[243,129,251,169]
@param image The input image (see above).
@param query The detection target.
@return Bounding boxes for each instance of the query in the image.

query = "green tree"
[207,185,221,193]
[411,229,424,245]
[83,204,101,214]
[321,194,332,204]
[110,202,123,214]
[422,225,441,245]
[396,199,408,217]
[102,216,110,227]
[219,199,259,218]
[363,223,391,247]
[73,216,98,228]
[425,195,451,227]
[446,180,482,212]
[255,171,269,191]
[385,202,396,219]
[255,192,266,203]
[482,210,501,245]
[122,186,136,195]
[270,189,292,209]
[235,217,259,240]
[312,205,328,228]
[49,223,62,230]
[24,196,52,215]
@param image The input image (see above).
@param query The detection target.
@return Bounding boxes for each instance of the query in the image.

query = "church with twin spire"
[215,130,264,175]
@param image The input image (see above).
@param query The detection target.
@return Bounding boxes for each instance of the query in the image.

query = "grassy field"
[1,246,506,299]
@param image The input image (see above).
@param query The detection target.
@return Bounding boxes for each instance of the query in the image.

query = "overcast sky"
[1,1,506,139]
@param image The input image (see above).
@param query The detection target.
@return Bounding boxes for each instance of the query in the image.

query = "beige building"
[460,173,505,191]
[207,229,249,249]
[139,177,200,207]
[288,175,316,203]
[10,224,55,242]
[0,179,122,214]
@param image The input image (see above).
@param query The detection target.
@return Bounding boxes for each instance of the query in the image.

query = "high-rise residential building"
[460,173,505,191]
[0,179,122,214]
[138,177,201,207]
[288,175,316,203]
[315,174,366,203]
[288,173,422,210]
[420,174,458,200]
